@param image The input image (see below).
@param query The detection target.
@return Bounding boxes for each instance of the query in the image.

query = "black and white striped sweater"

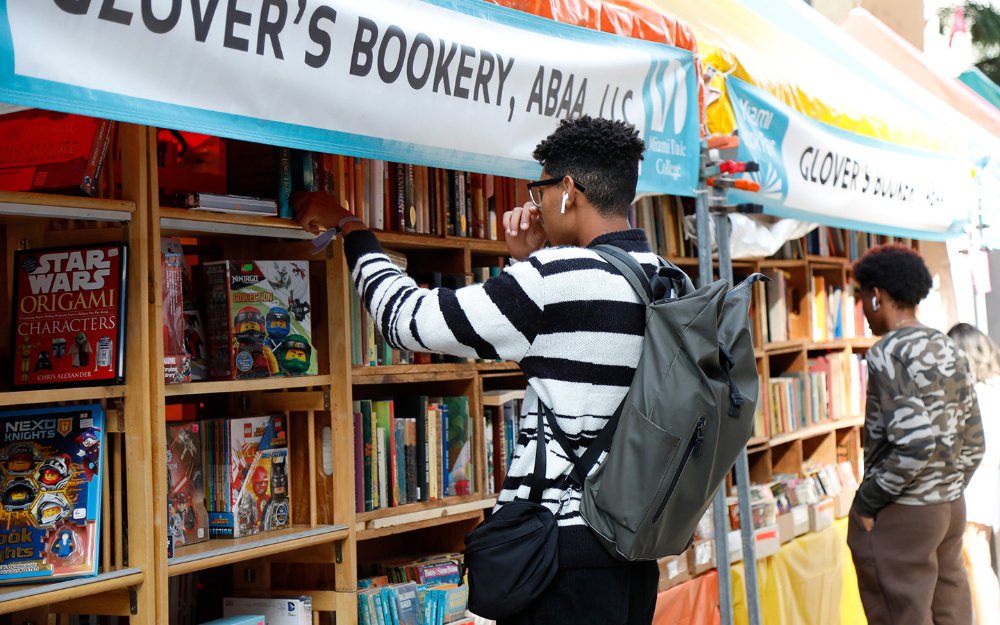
[345,228,657,567]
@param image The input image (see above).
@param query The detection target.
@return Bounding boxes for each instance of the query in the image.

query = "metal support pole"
[697,187,734,625]
[714,212,763,625]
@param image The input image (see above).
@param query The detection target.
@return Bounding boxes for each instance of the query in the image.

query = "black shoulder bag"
[464,402,559,619]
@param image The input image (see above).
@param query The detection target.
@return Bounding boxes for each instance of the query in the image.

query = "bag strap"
[528,402,546,503]
[593,245,652,305]
[539,400,623,489]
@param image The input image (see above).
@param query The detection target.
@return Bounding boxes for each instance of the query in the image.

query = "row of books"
[764,269,872,344]
[734,461,860,532]
[358,553,471,625]
[358,581,471,625]
[810,275,873,342]
[348,264,503,368]
[168,415,291,547]
[162,133,531,241]
[482,391,524,496]
[352,396,473,513]
[631,194,694,258]
[162,240,319,384]
[806,225,915,262]
[762,354,867,438]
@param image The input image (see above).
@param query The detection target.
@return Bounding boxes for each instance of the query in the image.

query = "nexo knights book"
[0,403,104,583]
[203,261,316,380]
[12,244,127,388]
[166,422,209,550]
[207,416,290,538]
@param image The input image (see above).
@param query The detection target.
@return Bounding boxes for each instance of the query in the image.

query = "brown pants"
[848,498,972,625]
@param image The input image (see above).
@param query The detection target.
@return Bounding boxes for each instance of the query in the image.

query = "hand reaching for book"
[293,191,368,236]
[504,202,546,261]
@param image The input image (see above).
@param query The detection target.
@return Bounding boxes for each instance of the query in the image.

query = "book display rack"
[0,119,911,625]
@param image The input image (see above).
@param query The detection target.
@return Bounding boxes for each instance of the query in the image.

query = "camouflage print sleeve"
[959,383,985,487]
[871,355,936,497]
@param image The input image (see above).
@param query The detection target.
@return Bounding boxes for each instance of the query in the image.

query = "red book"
[0,110,114,197]
[12,243,128,387]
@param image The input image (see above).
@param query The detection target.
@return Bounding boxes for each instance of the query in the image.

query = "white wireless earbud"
[560,192,568,214]
[871,296,880,312]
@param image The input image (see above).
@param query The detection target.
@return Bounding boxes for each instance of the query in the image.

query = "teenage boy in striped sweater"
[295,116,659,625]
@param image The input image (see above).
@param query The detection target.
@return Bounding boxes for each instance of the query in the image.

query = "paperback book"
[205,415,291,538]
[0,403,104,583]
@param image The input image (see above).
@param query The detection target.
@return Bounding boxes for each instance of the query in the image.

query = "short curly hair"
[532,115,645,217]
[852,243,933,307]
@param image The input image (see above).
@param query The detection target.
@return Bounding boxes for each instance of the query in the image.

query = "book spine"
[277,147,292,218]
[81,119,115,197]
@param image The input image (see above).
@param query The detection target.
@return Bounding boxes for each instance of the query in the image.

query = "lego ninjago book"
[11,243,128,388]
[202,260,316,380]
[0,403,104,584]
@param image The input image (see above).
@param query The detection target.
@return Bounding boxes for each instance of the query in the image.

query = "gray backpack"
[541,244,766,561]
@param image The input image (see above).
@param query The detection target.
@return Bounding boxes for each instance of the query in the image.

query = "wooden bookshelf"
[0,119,880,625]
[163,375,332,396]
[167,525,350,577]
[0,568,144,615]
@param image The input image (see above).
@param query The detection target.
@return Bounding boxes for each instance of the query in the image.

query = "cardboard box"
[834,488,856,518]
[792,505,811,536]
[728,526,782,562]
[728,529,744,563]
[657,554,692,591]
[777,512,796,544]
[688,539,717,575]
[754,526,781,559]
[223,597,311,625]
[810,497,835,532]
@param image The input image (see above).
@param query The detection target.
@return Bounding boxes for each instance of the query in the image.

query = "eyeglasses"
[527,178,586,208]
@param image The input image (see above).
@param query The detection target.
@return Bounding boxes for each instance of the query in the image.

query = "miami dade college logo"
[647,58,688,135]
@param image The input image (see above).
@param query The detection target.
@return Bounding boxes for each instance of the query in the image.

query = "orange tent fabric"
[654,570,722,625]
[488,0,706,132]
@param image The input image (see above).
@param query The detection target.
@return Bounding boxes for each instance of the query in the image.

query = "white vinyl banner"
[727,78,973,239]
[0,0,700,195]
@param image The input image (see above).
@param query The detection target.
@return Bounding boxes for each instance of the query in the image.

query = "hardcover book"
[206,415,291,538]
[0,110,115,197]
[12,244,128,388]
[166,422,209,549]
[0,403,104,583]
[202,260,317,380]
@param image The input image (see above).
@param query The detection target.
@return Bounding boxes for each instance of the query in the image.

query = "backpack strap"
[539,400,623,488]
[593,245,652,305]
[529,402,547,503]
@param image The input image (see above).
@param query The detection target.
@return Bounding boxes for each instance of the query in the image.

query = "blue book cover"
[372,591,387,625]
[439,404,449,496]
[382,587,400,625]
[0,403,104,583]
[394,582,420,625]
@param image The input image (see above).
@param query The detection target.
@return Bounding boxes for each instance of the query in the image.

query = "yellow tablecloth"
[728,519,867,625]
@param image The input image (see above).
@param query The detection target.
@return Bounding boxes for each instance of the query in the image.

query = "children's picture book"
[163,250,190,384]
[206,416,290,538]
[166,422,209,550]
[203,261,317,380]
[162,238,208,382]
[12,244,128,388]
[0,403,104,583]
